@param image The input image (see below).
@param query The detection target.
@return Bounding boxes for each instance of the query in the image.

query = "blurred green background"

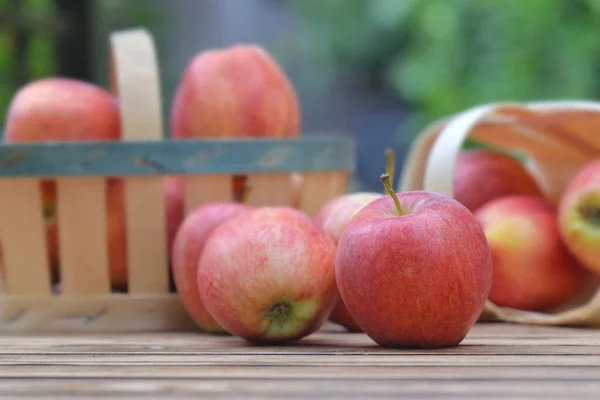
[1,0,600,190]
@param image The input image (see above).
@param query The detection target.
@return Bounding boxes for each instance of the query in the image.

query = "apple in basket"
[453,149,544,212]
[171,200,255,333]
[335,174,493,348]
[558,159,600,277]
[475,195,589,312]
[3,77,186,291]
[107,176,185,291]
[3,77,121,281]
[197,207,337,343]
[170,43,301,201]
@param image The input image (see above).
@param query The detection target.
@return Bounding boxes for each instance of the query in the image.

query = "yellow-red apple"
[476,195,589,311]
[171,201,255,333]
[197,207,337,343]
[454,149,543,212]
[314,192,383,332]
[558,159,600,276]
[335,174,492,348]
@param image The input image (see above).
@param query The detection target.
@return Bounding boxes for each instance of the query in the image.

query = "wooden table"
[0,322,599,399]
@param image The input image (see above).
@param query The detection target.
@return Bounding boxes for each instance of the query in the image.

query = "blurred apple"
[170,43,301,200]
[558,159,600,276]
[3,77,121,279]
[476,195,589,311]
[454,149,543,212]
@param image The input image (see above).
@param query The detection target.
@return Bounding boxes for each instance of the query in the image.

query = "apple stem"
[380,173,404,216]
[265,301,292,327]
[385,147,396,193]
[239,182,252,204]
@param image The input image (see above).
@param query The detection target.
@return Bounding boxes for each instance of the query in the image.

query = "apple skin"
[171,201,255,333]
[3,77,121,280]
[476,195,590,312]
[4,77,121,143]
[197,207,338,344]
[170,44,300,139]
[313,192,384,332]
[453,149,543,212]
[558,159,600,276]
[335,191,493,348]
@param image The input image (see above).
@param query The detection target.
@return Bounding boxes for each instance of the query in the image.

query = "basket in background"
[0,28,354,333]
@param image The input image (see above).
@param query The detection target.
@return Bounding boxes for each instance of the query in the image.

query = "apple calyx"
[265,300,293,328]
[380,173,404,216]
[579,204,600,226]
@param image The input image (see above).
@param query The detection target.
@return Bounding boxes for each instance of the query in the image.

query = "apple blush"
[335,174,493,348]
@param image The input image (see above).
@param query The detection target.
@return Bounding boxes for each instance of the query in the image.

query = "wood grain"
[0,323,599,398]
[0,138,355,178]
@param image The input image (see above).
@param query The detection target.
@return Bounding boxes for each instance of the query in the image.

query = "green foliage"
[0,0,57,128]
[288,0,600,140]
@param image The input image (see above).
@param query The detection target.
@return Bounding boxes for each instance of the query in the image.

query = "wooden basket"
[399,101,600,328]
[0,29,354,333]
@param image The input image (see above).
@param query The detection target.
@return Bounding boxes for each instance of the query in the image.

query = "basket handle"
[109,28,164,141]
[422,104,499,196]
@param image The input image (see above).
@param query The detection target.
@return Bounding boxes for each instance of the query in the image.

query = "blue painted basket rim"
[0,137,356,177]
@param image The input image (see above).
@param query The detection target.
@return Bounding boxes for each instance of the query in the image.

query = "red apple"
[171,201,255,333]
[3,77,121,279]
[454,149,543,212]
[197,207,337,343]
[170,44,300,139]
[335,174,492,348]
[314,192,384,332]
[558,159,600,276]
[476,195,589,311]
[4,77,121,143]
[170,44,301,200]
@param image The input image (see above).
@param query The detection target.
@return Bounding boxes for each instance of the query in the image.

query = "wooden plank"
[0,294,196,333]
[184,175,231,214]
[0,179,51,294]
[124,177,169,294]
[246,174,293,207]
[0,138,355,177]
[1,364,600,380]
[299,172,348,217]
[2,353,599,367]
[0,378,598,399]
[0,323,598,398]
[56,178,110,294]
